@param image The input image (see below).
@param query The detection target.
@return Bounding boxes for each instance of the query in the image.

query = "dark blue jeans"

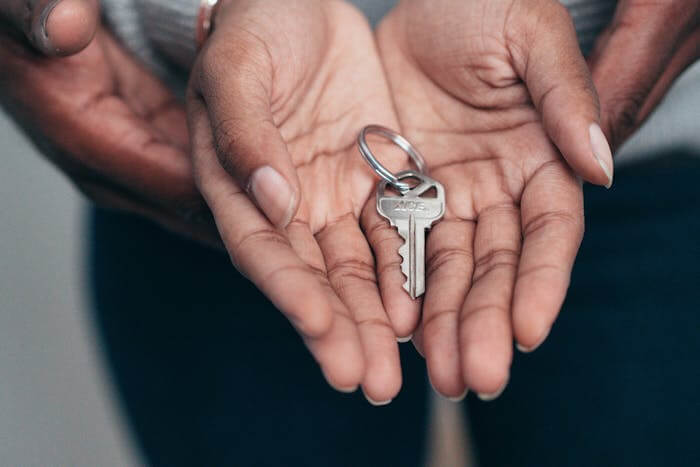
[90,151,700,467]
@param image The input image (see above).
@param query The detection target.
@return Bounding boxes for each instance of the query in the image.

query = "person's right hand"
[187,0,410,402]
[0,15,218,245]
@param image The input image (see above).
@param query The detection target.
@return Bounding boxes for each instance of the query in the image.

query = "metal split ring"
[357,125,426,193]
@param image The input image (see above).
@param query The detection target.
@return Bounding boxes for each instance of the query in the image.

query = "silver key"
[377,170,445,299]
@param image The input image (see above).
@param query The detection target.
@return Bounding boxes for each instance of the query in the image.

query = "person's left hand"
[376,0,611,400]
[186,0,412,402]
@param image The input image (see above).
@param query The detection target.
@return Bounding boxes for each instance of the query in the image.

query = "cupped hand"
[377,0,611,399]
[588,0,699,150]
[187,0,411,402]
[0,22,217,245]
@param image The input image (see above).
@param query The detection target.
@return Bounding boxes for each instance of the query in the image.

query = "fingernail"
[363,389,392,406]
[477,377,509,402]
[397,334,413,343]
[428,375,467,402]
[334,385,359,394]
[248,166,297,228]
[35,0,62,52]
[589,123,614,189]
[516,327,551,353]
[447,388,469,403]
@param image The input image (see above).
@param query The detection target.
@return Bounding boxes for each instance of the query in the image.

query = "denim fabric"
[90,151,700,466]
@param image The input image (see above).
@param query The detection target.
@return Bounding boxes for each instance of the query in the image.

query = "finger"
[187,94,334,339]
[460,203,520,399]
[192,34,301,229]
[421,219,475,399]
[188,94,366,391]
[0,0,97,55]
[589,13,699,149]
[285,220,367,393]
[286,222,369,393]
[638,29,700,127]
[361,199,421,339]
[509,1,613,187]
[512,162,584,353]
[317,216,402,405]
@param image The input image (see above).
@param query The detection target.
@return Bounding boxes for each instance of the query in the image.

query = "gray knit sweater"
[102,0,700,164]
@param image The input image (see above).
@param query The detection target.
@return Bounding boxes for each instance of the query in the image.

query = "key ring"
[357,125,427,193]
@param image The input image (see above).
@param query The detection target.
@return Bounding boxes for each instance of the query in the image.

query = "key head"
[377,170,445,228]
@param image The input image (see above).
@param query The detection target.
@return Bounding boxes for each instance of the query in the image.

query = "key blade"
[397,215,416,299]
[396,215,427,300]
[376,171,445,300]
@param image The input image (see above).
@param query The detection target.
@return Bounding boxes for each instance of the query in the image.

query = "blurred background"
[0,112,139,465]
[1,62,698,465]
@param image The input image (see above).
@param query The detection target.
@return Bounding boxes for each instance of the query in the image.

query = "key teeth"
[397,239,412,297]
[393,224,419,299]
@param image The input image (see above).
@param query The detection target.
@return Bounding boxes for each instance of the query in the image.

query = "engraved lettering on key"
[392,200,427,212]
[377,170,446,299]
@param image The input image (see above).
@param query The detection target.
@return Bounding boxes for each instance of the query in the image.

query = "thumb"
[190,43,301,229]
[0,0,98,56]
[511,1,614,188]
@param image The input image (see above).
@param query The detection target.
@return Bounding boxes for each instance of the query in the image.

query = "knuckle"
[473,247,519,282]
[237,227,291,252]
[327,258,376,285]
[425,246,473,279]
[605,92,646,146]
[461,306,509,330]
[517,262,568,281]
[365,218,399,246]
[356,317,395,335]
[523,209,584,238]
[421,309,459,341]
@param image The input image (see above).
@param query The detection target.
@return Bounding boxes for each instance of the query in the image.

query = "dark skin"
[0,24,219,247]
[1,0,696,401]
[187,0,408,401]
[587,0,699,150]
[0,0,98,55]
[377,0,595,398]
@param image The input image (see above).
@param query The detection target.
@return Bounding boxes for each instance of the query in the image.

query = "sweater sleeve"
[101,0,201,72]
[133,0,201,69]
[102,0,616,73]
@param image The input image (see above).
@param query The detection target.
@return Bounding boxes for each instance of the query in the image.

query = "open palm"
[376,0,609,399]
[187,0,410,402]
